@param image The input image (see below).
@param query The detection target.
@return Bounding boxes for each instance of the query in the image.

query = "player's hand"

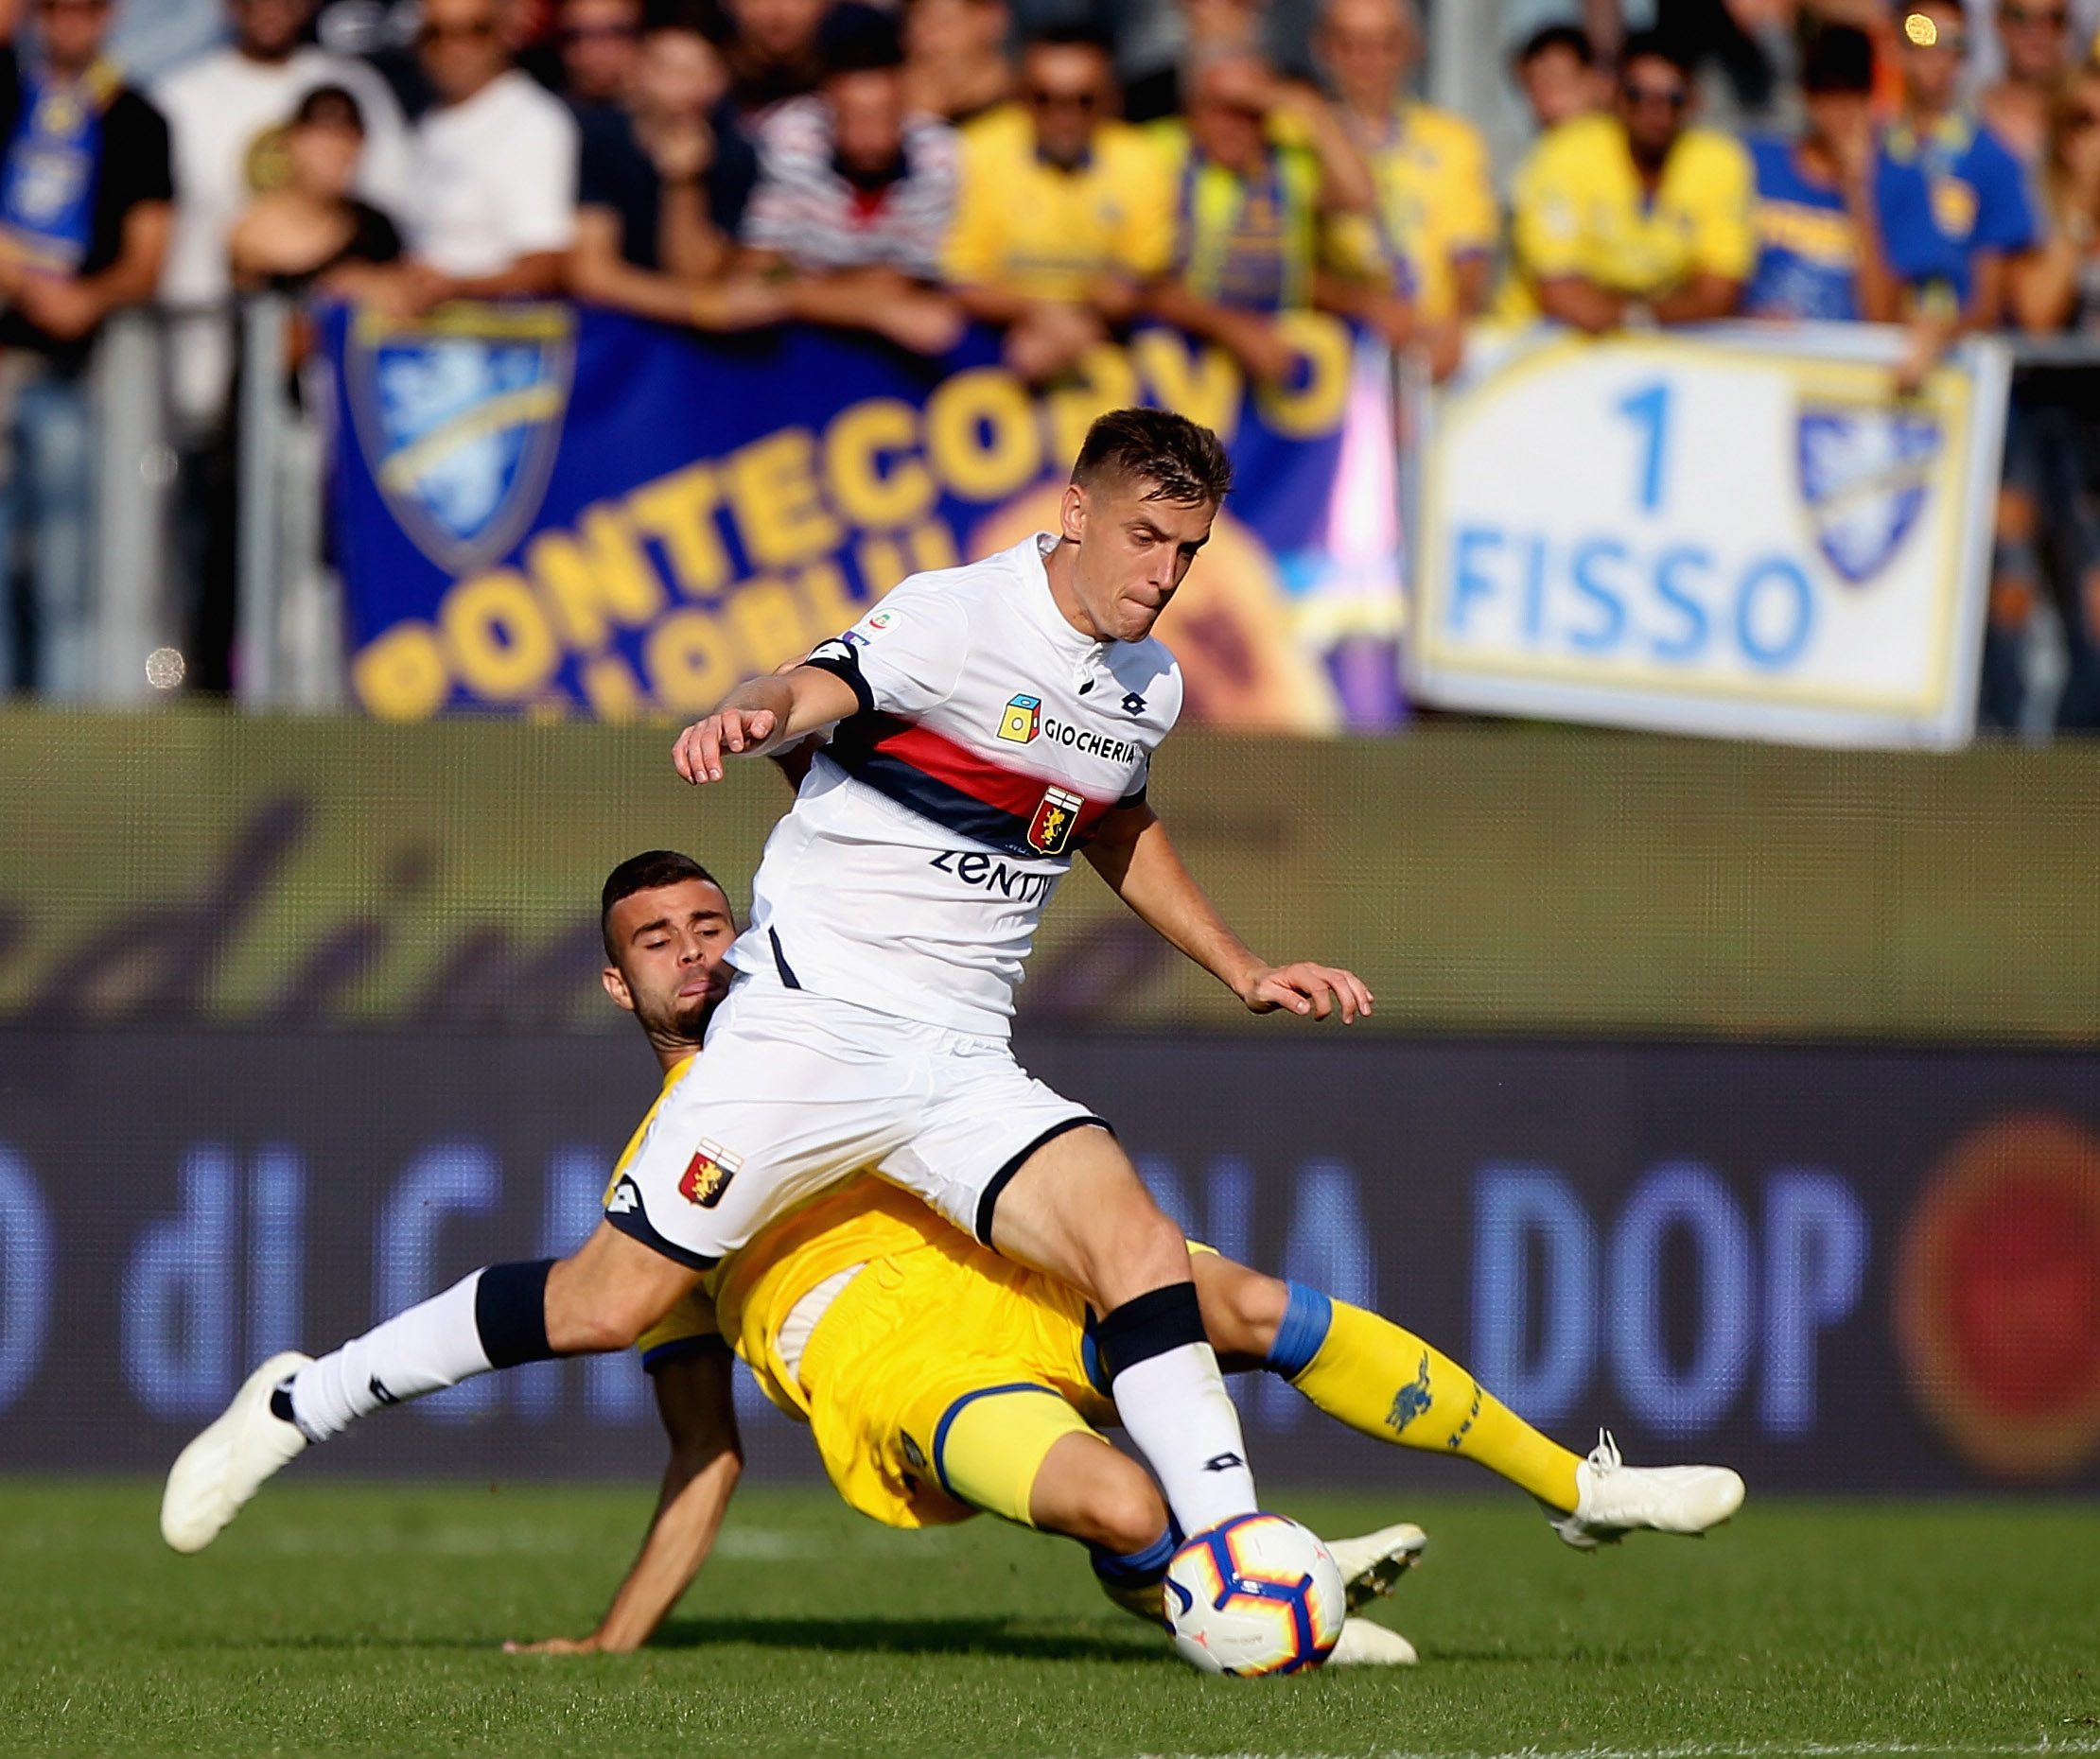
[503,1635,604,1655]
[674,706,779,783]
[1238,962,1374,1022]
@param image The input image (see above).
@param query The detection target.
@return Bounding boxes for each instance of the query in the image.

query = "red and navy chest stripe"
[827,712,1142,858]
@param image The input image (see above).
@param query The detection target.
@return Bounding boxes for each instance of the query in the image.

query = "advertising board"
[1409,324,2010,748]
[4,1029,2095,1493]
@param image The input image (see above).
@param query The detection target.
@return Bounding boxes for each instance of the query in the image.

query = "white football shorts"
[604,971,1106,1268]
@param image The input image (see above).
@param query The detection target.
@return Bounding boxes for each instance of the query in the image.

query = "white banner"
[1406,323,2009,749]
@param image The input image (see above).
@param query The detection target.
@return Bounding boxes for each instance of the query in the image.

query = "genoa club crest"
[1027,786,1084,855]
[346,302,574,576]
[1795,400,1941,586]
[678,1140,744,1209]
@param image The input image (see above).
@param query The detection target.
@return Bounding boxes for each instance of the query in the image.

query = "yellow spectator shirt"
[943,105,1174,301]
[1361,101,1497,321]
[1502,112,1754,318]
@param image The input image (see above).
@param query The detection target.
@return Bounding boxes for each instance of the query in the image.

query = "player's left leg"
[926,1383,1183,1623]
[893,1052,1258,1539]
[1189,1253,1744,1548]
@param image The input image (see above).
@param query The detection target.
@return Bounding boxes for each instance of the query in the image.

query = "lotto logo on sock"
[997,693,1042,743]
[678,1140,744,1209]
[1028,786,1085,855]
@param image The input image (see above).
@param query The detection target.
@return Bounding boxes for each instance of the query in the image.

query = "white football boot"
[160,1351,313,1554]
[1546,1430,1745,1551]
[1327,1522,1428,1611]
[1326,1616,1418,1666]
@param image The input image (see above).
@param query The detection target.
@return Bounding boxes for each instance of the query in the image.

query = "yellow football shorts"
[795,1232,1120,1531]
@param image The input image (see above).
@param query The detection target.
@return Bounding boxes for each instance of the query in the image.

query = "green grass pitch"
[1,1481,2095,1759]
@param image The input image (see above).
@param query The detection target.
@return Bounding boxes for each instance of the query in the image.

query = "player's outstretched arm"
[1084,804,1374,1021]
[673,667,863,785]
[505,1352,744,1654]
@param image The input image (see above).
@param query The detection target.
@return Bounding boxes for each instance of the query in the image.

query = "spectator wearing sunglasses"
[1502,30,1753,331]
[1981,0,2081,166]
[364,0,579,319]
[1743,24,1900,321]
[943,25,1171,381]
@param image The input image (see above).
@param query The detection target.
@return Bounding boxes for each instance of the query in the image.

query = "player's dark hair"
[1618,28,1694,80]
[1027,20,1114,55]
[1514,21,1593,69]
[1802,24,1875,95]
[601,850,726,960]
[821,2,904,75]
[1073,408,1234,507]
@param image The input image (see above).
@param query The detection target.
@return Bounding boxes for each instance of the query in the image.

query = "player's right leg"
[975,1123,1260,1539]
[1187,1252,1745,1549]
[161,1225,694,1554]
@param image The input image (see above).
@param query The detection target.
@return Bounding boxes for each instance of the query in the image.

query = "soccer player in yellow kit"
[503,851,1745,1663]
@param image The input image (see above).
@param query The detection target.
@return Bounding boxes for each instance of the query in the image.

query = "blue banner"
[325,304,1406,730]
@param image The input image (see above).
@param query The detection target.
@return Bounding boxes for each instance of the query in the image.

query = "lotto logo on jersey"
[678,1140,744,1208]
[997,693,1042,743]
[1028,787,1085,855]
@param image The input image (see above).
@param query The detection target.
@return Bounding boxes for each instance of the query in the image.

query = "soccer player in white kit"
[160,409,1374,1556]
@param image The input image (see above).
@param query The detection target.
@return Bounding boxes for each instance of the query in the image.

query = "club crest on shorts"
[997,693,1042,743]
[678,1139,744,1208]
[1028,786,1084,855]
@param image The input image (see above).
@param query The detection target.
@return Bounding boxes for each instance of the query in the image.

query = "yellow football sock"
[1281,1293,1582,1513]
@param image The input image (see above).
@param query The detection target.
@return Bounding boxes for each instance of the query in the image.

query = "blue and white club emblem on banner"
[1795,402,1942,586]
[346,304,574,576]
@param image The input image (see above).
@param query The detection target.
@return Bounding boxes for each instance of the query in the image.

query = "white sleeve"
[802,578,970,719]
[499,98,580,255]
[341,63,417,223]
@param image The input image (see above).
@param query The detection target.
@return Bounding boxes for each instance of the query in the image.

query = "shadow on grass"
[231,1615,1169,1664]
[648,1613,1169,1664]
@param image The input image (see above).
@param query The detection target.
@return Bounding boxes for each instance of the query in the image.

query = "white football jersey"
[726,532,1184,1037]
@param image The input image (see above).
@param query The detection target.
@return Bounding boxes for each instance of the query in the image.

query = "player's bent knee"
[1028,1430,1167,1554]
[1085,1460,1172,1558]
[1191,1257,1290,1359]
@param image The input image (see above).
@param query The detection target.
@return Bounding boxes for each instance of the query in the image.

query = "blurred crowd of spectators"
[3,0,2100,727]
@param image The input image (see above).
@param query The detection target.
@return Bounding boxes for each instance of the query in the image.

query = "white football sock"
[1112,1341,1260,1534]
[284,1271,493,1442]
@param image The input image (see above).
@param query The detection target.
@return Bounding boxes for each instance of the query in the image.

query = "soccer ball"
[1163,1513,1346,1676]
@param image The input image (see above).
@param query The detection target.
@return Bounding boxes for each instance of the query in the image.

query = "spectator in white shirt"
[742,2,964,353]
[365,0,579,317]
[153,0,412,430]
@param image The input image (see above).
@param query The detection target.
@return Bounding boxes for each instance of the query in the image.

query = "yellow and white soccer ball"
[1163,1513,1347,1676]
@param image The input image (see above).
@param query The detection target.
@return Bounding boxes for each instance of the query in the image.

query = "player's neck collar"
[1027,531,1113,655]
